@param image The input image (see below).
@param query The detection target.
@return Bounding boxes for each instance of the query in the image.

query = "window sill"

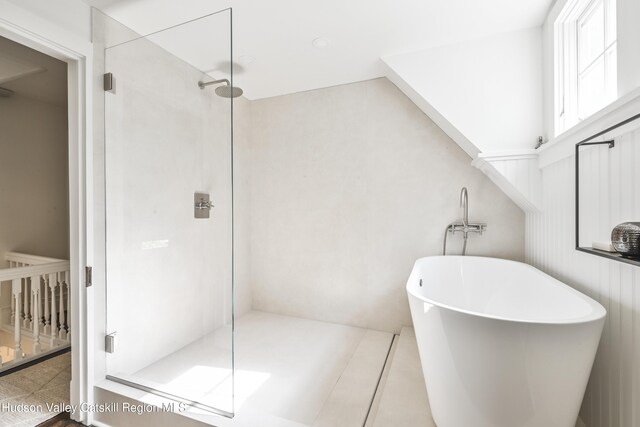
[538,86,640,168]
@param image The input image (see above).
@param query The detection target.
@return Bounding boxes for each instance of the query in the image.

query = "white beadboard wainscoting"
[526,122,640,427]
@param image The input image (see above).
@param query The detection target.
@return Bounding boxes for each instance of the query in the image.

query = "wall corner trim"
[381,60,481,159]
[472,150,542,213]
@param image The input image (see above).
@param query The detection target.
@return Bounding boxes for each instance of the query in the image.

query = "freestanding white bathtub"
[407,256,605,427]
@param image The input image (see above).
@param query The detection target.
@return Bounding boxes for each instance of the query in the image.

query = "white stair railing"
[0,252,70,365]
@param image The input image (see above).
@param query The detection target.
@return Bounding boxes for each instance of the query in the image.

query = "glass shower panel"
[102,9,234,416]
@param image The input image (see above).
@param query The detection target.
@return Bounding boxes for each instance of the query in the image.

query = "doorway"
[0,34,72,425]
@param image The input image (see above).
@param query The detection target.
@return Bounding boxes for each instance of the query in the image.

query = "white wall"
[0,94,69,312]
[383,27,544,154]
[233,97,254,318]
[5,0,91,42]
[527,121,640,427]
[247,78,525,334]
[0,95,69,262]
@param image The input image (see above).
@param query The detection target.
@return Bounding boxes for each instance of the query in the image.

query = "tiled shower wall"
[247,78,526,333]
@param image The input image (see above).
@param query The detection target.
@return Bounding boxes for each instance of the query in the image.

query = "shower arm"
[198,79,230,89]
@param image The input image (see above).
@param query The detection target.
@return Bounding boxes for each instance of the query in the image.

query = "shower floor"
[113,311,393,426]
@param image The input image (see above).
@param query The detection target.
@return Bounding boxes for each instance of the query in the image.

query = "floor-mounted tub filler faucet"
[442,187,487,255]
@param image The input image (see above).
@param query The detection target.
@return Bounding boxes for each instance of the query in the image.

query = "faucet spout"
[443,186,486,256]
[460,187,468,227]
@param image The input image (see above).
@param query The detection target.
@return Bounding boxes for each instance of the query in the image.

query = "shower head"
[198,78,243,98]
[215,85,243,98]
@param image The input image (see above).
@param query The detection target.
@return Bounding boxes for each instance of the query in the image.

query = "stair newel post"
[12,278,23,361]
[31,276,41,353]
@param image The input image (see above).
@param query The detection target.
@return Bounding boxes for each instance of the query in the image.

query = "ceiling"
[0,35,67,106]
[84,0,553,100]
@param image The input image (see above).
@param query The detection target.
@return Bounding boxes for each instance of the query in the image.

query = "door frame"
[0,2,94,423]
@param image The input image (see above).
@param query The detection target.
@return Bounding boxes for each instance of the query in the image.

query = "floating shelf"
[575,112,640,268]
[577,247,640,267]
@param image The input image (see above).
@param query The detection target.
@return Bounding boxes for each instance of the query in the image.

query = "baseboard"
[0,344,70,376]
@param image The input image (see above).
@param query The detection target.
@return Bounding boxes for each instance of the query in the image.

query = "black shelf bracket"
[575,112,640,266]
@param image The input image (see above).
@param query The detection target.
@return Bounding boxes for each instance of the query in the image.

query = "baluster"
[38,275,44,329]
[31,276,41,353]
[21,277,28,328]
[65,271,70,341]
[58,272,64,340]
[19,263,25,328]
[26,276,33,329]
[9,260,16,325]
[12,279,22,361]
[31,290,35,331]
[43,274,50,334]
[49,273,57,344]
[7,261,16,326]
[10,287,15,326]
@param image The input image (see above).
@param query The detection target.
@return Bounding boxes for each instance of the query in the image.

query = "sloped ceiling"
[83,0,552,100]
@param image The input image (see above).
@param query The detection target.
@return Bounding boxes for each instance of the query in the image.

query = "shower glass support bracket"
[104,72,115,93]
[575,112,640,267]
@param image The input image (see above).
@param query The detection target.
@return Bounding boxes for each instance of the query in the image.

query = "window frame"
[554,0,617,135]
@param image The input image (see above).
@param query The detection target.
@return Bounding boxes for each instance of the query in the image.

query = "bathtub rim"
[407,255,607,326]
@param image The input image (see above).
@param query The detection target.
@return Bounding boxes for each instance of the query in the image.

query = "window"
[555,0,617,134]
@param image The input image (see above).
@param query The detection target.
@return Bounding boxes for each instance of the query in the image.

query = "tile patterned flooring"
[115,311,393,426]
[369,327,435,427]
[0,352,71,427]
[0,326,433,427]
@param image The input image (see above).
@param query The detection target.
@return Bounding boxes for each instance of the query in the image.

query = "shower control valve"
[194,192,213,219]
[195,200,214,210]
